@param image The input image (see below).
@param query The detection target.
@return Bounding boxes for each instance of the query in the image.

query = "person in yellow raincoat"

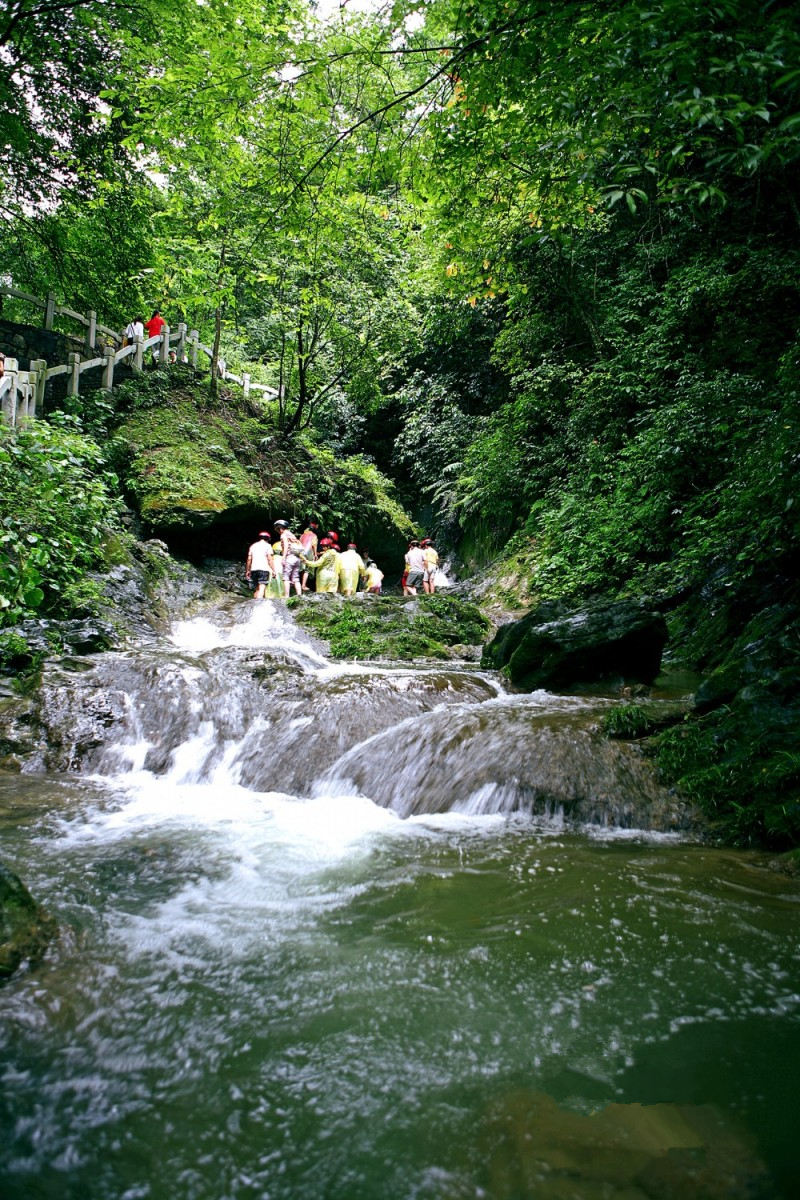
[269,541,284,597]
[302,538,341,594]
[338,543,366,596]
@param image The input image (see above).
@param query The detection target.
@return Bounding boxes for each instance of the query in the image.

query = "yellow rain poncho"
[337,548,365,596]
[303,548,340,594]
[364,563,384,591]
[269,543,284,597]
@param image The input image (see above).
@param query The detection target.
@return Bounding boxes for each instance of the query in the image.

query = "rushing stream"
[1,598,799,1200]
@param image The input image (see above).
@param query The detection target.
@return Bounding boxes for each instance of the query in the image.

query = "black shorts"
[251,569,271,586]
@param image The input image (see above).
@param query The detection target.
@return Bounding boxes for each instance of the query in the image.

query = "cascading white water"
[32,597,688,830]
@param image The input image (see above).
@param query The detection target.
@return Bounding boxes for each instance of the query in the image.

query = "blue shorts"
[251,570,271,586]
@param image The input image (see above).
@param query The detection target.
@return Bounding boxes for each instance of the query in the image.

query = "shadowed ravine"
[1,598,799,1199]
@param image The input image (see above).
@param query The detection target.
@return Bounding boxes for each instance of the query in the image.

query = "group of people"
[124,310,177,364]
[124,310,166,345]
[402,538,440,595]
[245,521,385,599]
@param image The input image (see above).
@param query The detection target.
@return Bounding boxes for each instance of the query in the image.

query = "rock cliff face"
[108,368,413,563]
[653,594,800,847]
[482,600,668,690]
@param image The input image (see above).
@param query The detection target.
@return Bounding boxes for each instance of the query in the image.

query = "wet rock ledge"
[0,862,57,982]
[482,599,668,690]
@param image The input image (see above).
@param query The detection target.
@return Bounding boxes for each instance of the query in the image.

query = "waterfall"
[25,594,694,833]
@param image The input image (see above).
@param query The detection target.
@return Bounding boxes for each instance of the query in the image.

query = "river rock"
[13,617,119,657]
[0,695,39,770]
[0,861,57,981]
[482,600,668,690]
[483,1089,770,1199]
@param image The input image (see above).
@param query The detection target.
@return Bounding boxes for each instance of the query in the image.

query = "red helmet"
[319,537,332,548]
[327,531,339,541]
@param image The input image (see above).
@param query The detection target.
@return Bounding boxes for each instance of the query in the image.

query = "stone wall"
[0,319,138,410]
[0,318,84,371]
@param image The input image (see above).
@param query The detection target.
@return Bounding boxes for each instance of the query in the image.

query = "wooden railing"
[0,287,279,426]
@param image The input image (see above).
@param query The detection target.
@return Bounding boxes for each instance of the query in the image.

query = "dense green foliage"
[0,419,127,626]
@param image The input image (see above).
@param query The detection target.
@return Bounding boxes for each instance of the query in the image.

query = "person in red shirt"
[145,309,166,363]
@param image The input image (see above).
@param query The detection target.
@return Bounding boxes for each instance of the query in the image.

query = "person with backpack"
[123,316,144,347]
[299,521,320,592]
[274,519,304,597]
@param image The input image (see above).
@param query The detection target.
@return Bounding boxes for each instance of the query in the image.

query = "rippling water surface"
[1,599,799,1199]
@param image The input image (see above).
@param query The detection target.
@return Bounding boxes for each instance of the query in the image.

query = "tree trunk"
[210,242,226,399]
[283,324,308,436]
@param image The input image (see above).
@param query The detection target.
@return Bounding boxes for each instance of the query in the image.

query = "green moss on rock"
[110,369,414,554]
[112,401,266,531]
[654,603,800,848]
[0,862,57,981]
[289,593,490,661]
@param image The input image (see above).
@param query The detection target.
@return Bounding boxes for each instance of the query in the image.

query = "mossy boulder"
[483,600,668,690]
[0,862,57,981]
[111,377,269,533]
[289,593,490,660]
[109,368,414,560]
[655,601,800,847]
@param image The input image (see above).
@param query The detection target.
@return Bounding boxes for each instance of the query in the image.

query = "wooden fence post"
[31,358,47,417]
[159,326,170,365]
[68,352,81,397]
[2,358,18,426]
[87,311,97,354]
[103,345,115,390]
[133,334,144,372]
[189,330,199,369]
[242,372,251,399]
[44,291,56,331]
[176,322,187,362]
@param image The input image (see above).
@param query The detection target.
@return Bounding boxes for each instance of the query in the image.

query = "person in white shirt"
[245,532,275,599]
[404,540,426,596]
[124,316,144,345]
